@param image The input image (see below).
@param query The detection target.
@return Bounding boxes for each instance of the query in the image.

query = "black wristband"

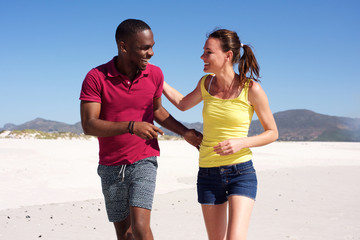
[128,121,134,135]
[131,121,135,135]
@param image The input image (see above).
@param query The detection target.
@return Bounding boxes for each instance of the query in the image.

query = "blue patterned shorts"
[97,156,158,222]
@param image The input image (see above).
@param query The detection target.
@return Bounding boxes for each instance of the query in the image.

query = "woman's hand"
[213,138,246,156]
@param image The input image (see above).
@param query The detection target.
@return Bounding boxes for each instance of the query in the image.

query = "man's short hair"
[115,19,151,43]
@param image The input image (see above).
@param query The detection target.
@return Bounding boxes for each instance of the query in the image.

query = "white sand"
[0,139,359,239]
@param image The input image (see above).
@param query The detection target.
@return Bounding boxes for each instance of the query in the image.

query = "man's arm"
[80,101,163,139]
[153,97,202,148]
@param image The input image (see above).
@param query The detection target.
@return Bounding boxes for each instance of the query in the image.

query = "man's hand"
[133,121,164,140]
[183,129,203,150]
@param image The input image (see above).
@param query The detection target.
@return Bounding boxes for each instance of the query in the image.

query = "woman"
[163,29,278,240]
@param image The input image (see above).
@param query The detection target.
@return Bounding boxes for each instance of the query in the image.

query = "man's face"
[126,29,155,71]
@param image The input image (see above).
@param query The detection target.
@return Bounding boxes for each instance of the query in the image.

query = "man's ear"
[118,41,127,53]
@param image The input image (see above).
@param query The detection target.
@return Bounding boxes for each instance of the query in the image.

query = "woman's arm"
[245,82,278,146]
[214,82,278,155]
[163,79,203,111]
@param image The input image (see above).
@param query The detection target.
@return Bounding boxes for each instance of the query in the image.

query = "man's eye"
[141,45,153,50]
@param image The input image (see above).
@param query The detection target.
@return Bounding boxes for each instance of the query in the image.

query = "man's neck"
[115,56,139,81]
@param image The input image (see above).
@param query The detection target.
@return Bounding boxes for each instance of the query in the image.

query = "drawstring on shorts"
[119,165,126,182]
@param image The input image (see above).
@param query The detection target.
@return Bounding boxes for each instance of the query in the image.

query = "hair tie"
[241,43,244,48]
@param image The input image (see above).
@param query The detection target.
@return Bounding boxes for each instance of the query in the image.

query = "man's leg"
[98,164,133,239]
[128,157,158,240]
[113,215,134,240]
[130,206,153,240]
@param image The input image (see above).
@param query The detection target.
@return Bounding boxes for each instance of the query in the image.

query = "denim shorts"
[197,160,257,205]
[97,156,158,222]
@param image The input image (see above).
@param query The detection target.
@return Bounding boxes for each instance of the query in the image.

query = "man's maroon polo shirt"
[80,57,163,165]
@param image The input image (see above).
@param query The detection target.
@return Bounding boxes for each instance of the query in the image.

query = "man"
[80,19,202,240]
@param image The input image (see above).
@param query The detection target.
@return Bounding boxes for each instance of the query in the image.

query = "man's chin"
[138,65,147,71]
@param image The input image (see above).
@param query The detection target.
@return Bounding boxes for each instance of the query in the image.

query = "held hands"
[183,129,203,150]
[132,122,164,140]
[213,138,246,156]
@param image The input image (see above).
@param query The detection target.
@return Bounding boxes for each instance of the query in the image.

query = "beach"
[0,139,359,239]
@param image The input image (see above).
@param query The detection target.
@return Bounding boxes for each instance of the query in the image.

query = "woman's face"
[200,37,228,73]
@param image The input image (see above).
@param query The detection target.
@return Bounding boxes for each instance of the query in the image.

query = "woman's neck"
[213,68,238,91]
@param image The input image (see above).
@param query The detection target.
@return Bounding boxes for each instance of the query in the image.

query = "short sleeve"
[79,69,102,103]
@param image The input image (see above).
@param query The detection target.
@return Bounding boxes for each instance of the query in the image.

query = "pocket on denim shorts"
[236,165,256,175]
[198,168,209,177]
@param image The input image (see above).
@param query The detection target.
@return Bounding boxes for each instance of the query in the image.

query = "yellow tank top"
[199,74,254,168]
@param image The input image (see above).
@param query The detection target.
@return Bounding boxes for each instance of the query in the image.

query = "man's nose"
[148,48,154,57]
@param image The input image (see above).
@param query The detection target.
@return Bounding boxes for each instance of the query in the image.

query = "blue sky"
[1,0,359,127]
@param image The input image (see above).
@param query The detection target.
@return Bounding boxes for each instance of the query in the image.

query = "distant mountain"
[1,110,360,141]
[163,109,360,142]
[159,122,203,136]
[248,109,360,141]
[0,118,83,134]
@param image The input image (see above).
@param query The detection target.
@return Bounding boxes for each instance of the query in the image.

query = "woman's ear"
[226,50,233,62]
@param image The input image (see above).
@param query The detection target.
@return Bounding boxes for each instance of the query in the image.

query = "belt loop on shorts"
[233,164,238,171]
[119,165,126,182]
[200,167,210,175]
